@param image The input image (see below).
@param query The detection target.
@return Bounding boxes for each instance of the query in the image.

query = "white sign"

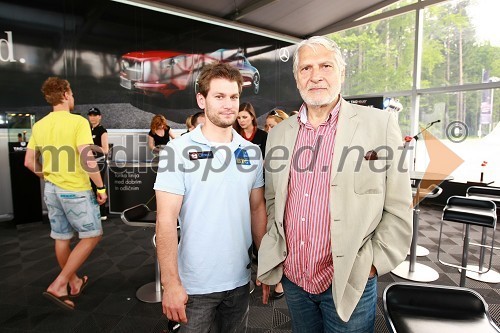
[0,31,16,62]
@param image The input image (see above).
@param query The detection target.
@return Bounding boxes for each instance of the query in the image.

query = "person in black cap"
[88,107,109,220]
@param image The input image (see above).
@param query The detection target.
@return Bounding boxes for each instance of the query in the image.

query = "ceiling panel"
[150,0,398,38]
[0,0,404,53]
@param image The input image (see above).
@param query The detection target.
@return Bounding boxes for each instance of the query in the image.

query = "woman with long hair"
[234,102,267,156]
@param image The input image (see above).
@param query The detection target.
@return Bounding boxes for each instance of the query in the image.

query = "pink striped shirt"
[283,101,340,294]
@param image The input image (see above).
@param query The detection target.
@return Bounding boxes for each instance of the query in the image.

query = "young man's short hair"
[197,62,243,97]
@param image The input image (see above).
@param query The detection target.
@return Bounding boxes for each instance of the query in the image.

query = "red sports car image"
[119,49,260,98]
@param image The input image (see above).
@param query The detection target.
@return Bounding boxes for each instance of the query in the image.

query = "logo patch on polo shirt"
[235,147,250,165]
[189,151,214,160]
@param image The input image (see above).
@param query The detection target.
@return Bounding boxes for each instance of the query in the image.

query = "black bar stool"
[465,186,500,283]
[121,203,161,303]
[438,196,497,287]
[383,282,500,333]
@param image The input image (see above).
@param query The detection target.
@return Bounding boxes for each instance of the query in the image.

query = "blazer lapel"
[277,118,299,197]
[331,100,358,182]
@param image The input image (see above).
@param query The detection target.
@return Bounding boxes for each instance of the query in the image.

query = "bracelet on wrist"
[96,186,106,194]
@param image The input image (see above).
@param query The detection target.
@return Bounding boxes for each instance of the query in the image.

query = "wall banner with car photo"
[0,0,301,129]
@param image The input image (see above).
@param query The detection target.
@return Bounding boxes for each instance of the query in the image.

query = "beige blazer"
[257,100,413,322]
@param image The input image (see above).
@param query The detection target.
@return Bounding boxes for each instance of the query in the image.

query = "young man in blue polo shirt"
[154,62,267,332]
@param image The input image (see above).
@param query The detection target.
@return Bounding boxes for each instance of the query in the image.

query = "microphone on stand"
[412,119,440,171]
[414,120,440,139]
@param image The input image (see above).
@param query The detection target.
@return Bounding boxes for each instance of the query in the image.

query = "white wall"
[0,129,14,221]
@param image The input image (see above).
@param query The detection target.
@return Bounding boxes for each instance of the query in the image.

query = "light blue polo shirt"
[154,125,264,294]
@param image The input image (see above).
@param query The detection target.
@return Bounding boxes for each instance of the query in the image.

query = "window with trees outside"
[330,0,500,185]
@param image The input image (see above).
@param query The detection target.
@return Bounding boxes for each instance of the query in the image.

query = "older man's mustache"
[307,85,328,90]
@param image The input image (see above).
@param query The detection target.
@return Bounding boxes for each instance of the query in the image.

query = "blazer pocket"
[353,160,386,195]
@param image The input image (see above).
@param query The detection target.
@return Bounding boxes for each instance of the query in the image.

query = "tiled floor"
[0,203,499,332]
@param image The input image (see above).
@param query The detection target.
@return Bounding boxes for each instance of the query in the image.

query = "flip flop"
[42,291,75,311]
[69,276,89,298]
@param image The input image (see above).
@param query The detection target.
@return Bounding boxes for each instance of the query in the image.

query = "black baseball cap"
[87,107,101,115]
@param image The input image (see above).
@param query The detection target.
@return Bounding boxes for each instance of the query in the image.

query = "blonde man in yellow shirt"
[25,77,107,311]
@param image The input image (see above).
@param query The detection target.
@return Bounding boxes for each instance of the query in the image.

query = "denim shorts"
[44,182,103,240]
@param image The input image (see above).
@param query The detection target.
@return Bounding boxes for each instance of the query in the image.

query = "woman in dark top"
[148,114,176,153]
[234,102,267,157]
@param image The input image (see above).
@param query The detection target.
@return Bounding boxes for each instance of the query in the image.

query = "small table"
[391,172,453,282]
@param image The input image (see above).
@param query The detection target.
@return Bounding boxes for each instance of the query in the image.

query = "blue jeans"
[180,283,249,333]
[281,275,377,333]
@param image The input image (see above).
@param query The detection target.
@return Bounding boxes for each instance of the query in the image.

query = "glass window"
[329,11,416,96]
[421,0,500,88]
[361,0,417,19]
[417,88,500,184]
[332,0,500,184]
[392,95,412,137]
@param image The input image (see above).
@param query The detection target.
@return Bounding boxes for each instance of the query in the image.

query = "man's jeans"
[180,283,249,333]
[281,275,377,333]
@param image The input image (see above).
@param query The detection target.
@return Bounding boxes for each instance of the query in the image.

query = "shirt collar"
[189,125,243,152]
[297,96,342,127]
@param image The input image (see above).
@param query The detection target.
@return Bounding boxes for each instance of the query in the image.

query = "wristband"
[96,186,106,194]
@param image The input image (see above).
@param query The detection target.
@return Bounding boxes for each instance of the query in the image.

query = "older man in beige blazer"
[257,36,412,333]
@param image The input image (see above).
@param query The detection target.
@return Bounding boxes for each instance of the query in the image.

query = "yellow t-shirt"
[27,111,94,191]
